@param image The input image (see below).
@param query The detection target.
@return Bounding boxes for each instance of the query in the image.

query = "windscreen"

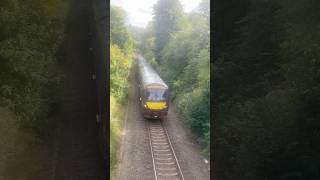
[146,89,167,102]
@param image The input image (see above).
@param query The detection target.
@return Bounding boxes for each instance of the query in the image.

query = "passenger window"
[163,91,167,98]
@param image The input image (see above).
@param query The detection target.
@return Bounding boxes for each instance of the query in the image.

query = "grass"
[110,95,126,178]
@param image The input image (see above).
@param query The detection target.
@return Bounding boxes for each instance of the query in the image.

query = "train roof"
[137,54,168,89]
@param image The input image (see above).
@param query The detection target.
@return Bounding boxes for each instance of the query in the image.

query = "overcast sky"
[110,0,201,28]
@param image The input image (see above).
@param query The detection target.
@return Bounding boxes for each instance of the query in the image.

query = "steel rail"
[147,120,185,180]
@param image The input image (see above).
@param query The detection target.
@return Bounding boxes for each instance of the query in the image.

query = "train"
[137,55,169,120]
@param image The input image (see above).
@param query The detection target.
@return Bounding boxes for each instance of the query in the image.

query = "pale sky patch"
[111,0,201,28]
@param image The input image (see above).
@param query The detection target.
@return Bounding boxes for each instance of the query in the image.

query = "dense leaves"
[110,5,135,173]
[111,6,135,57]
[153,0,187,64]
[213,0,320,179]
[110,44,130,102]
[110,5,135,104]
[0,0,68,138]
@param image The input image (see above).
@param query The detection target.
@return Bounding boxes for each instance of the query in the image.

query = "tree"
[195,0,210,25]
[0,0,68,138]
[111,6,134,55]
[153,0,186,63]
[213,0,320,179]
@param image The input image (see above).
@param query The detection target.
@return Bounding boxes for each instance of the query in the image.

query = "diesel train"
[137,55,169,120]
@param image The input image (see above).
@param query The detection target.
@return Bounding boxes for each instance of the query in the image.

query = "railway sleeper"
[157,167,177,171]
[158,172,179,176]
[154,157,173,161]
[153,145,170,149]
[155,162,175,165]
[152,135,166,139]
[154,149,170,152]
[154,153,171,156]
[152,139,167,143]
[152,143,168,146]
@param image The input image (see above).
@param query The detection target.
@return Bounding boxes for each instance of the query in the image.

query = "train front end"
[141,85,169,119]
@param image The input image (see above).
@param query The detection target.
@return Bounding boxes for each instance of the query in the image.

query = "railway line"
[148,120,185,180]
[115,58,209,180]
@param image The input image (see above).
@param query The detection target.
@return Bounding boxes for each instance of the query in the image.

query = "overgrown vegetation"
[0,0,69,178]
[0,0,69,138]
[213,0,320,179]
[137,0,210,156]
[110,5,135,174]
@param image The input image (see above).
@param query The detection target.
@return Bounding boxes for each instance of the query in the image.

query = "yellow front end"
[146,102,167,110]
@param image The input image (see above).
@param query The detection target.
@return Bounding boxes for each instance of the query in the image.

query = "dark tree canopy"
[0,0,68,138]
[213,0,320,179]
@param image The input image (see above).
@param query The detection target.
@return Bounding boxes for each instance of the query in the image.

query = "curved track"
[148,120,185,180]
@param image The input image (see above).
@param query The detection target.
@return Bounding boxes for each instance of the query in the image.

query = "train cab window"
[163,91,167,98]
[146,89,166,102]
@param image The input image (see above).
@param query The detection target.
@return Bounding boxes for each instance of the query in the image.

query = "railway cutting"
[115,54,210,180]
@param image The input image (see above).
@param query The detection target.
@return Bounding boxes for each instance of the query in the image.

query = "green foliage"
[153,0,187,63]
[196,0,210,25]
[139,23,156,62]
[0,0,68,138]
[110,5,136,175]
[213,0,320,179]
[111,6,135,56]
[129,25,144,50]
[174,48,210,156]
[110,5,135,103]
[110,44,131,103]
[110,96,124,173]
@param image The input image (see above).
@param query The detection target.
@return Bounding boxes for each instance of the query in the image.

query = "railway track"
[148,120,185,180]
